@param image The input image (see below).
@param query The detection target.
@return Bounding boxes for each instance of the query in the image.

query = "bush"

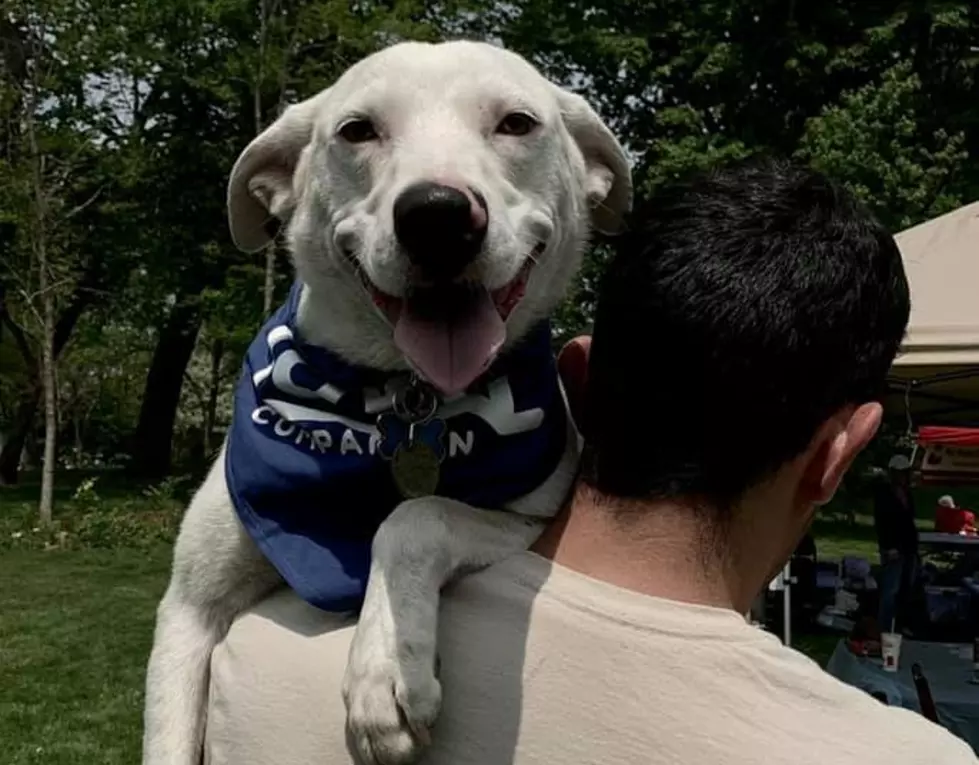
[0,477,185,552]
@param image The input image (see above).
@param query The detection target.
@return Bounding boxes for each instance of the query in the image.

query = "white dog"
[143,39,630,765]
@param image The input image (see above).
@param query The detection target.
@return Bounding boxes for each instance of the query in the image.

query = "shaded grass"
[0,547,171,765]
[811,513,881,561]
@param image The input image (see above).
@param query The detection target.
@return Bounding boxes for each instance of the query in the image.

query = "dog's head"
[228,40,631,396]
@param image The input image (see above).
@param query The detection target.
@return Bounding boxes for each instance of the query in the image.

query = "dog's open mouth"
[346,246,542,396]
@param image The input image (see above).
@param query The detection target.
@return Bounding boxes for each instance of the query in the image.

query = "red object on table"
[935,504,978,535]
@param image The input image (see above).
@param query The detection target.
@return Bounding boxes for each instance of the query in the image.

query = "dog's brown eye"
[338,119,379,144]
[496,112,538,137]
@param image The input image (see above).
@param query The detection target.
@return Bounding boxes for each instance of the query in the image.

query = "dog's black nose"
[393,182,488,282]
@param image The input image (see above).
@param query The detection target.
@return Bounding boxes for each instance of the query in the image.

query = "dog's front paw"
[343,651,441,765]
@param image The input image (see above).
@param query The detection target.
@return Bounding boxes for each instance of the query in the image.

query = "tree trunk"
[0,280,98,484]
[23,421,39,471]
[255,0,291,317]
[256,0,275,317]
[203,337,224,456]
[263,243,276,316]
[129,299,203,479]
[0,391,37,485]
[39,287,56,525]
[24,40,55,526]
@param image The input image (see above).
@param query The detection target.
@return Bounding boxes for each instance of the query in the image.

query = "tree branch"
[59,185,104,225]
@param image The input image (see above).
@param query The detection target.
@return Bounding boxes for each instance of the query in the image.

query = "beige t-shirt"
[206,553,976,765]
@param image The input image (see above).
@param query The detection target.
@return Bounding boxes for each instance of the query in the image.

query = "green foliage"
[637,106,755,198]
[797,61,967,230]
[1,476,185,551]
[1,0,977,486]
[551,242,610,344]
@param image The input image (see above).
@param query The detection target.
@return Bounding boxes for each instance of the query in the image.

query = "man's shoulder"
[845,695,977,762]
[439,556,976,763]
[765,643,976,762]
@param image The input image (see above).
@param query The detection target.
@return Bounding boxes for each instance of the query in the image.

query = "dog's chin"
[345,246,542,396]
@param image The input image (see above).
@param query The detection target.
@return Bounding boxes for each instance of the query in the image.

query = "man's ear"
[552,87,632,235]
[805,403,883,506]
[227,88,333,253]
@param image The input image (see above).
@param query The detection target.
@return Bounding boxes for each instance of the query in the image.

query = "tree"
[0,1,110,515]
[797,61,966,232]
[23,19,58,523]
[1,0,976,488]
[0,0,149,486]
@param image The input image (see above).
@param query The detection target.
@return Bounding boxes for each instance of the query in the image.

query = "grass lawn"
[810,513,880,561]
[0,547,171,765]
[2,470,968,761]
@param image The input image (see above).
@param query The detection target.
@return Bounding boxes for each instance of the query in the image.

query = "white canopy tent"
[886,201,979,427]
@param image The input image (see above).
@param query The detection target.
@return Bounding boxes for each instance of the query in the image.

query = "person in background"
[935,496,979,592]
[935,494,978,536]
[874,454,920,632]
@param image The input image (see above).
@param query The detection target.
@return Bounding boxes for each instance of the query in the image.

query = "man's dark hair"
[581,158,910,516]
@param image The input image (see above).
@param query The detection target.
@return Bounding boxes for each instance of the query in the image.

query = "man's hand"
[557,335,590,434]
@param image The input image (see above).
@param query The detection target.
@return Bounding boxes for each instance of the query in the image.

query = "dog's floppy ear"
[227,88,332,252]
[554,88,632,235]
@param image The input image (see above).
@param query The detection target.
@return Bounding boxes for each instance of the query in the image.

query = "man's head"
[887,454,912,489]
[580,159,909,559]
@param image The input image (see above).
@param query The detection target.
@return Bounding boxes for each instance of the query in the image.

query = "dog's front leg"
[143,545,278,765]
[343,498,544,765]
[142,451,280,765]
[143,590,227,765]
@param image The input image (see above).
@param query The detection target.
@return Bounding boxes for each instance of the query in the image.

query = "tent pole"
[782,560,792,647]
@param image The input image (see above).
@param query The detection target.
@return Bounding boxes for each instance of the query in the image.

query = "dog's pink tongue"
[394,288,505,396]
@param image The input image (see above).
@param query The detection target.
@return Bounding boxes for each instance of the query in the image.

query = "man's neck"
[531,484,773,614]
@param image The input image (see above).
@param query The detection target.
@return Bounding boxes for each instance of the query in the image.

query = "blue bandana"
[226,283,567,612]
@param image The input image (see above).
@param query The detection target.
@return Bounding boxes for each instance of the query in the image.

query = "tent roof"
[893,201,979,368]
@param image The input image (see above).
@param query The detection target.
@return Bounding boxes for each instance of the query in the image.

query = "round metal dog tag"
[391,441,441,498]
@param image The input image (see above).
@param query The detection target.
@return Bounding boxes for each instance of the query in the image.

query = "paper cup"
[881,632,902,672]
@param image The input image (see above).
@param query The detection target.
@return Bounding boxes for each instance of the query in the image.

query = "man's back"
[206,553,975,765]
